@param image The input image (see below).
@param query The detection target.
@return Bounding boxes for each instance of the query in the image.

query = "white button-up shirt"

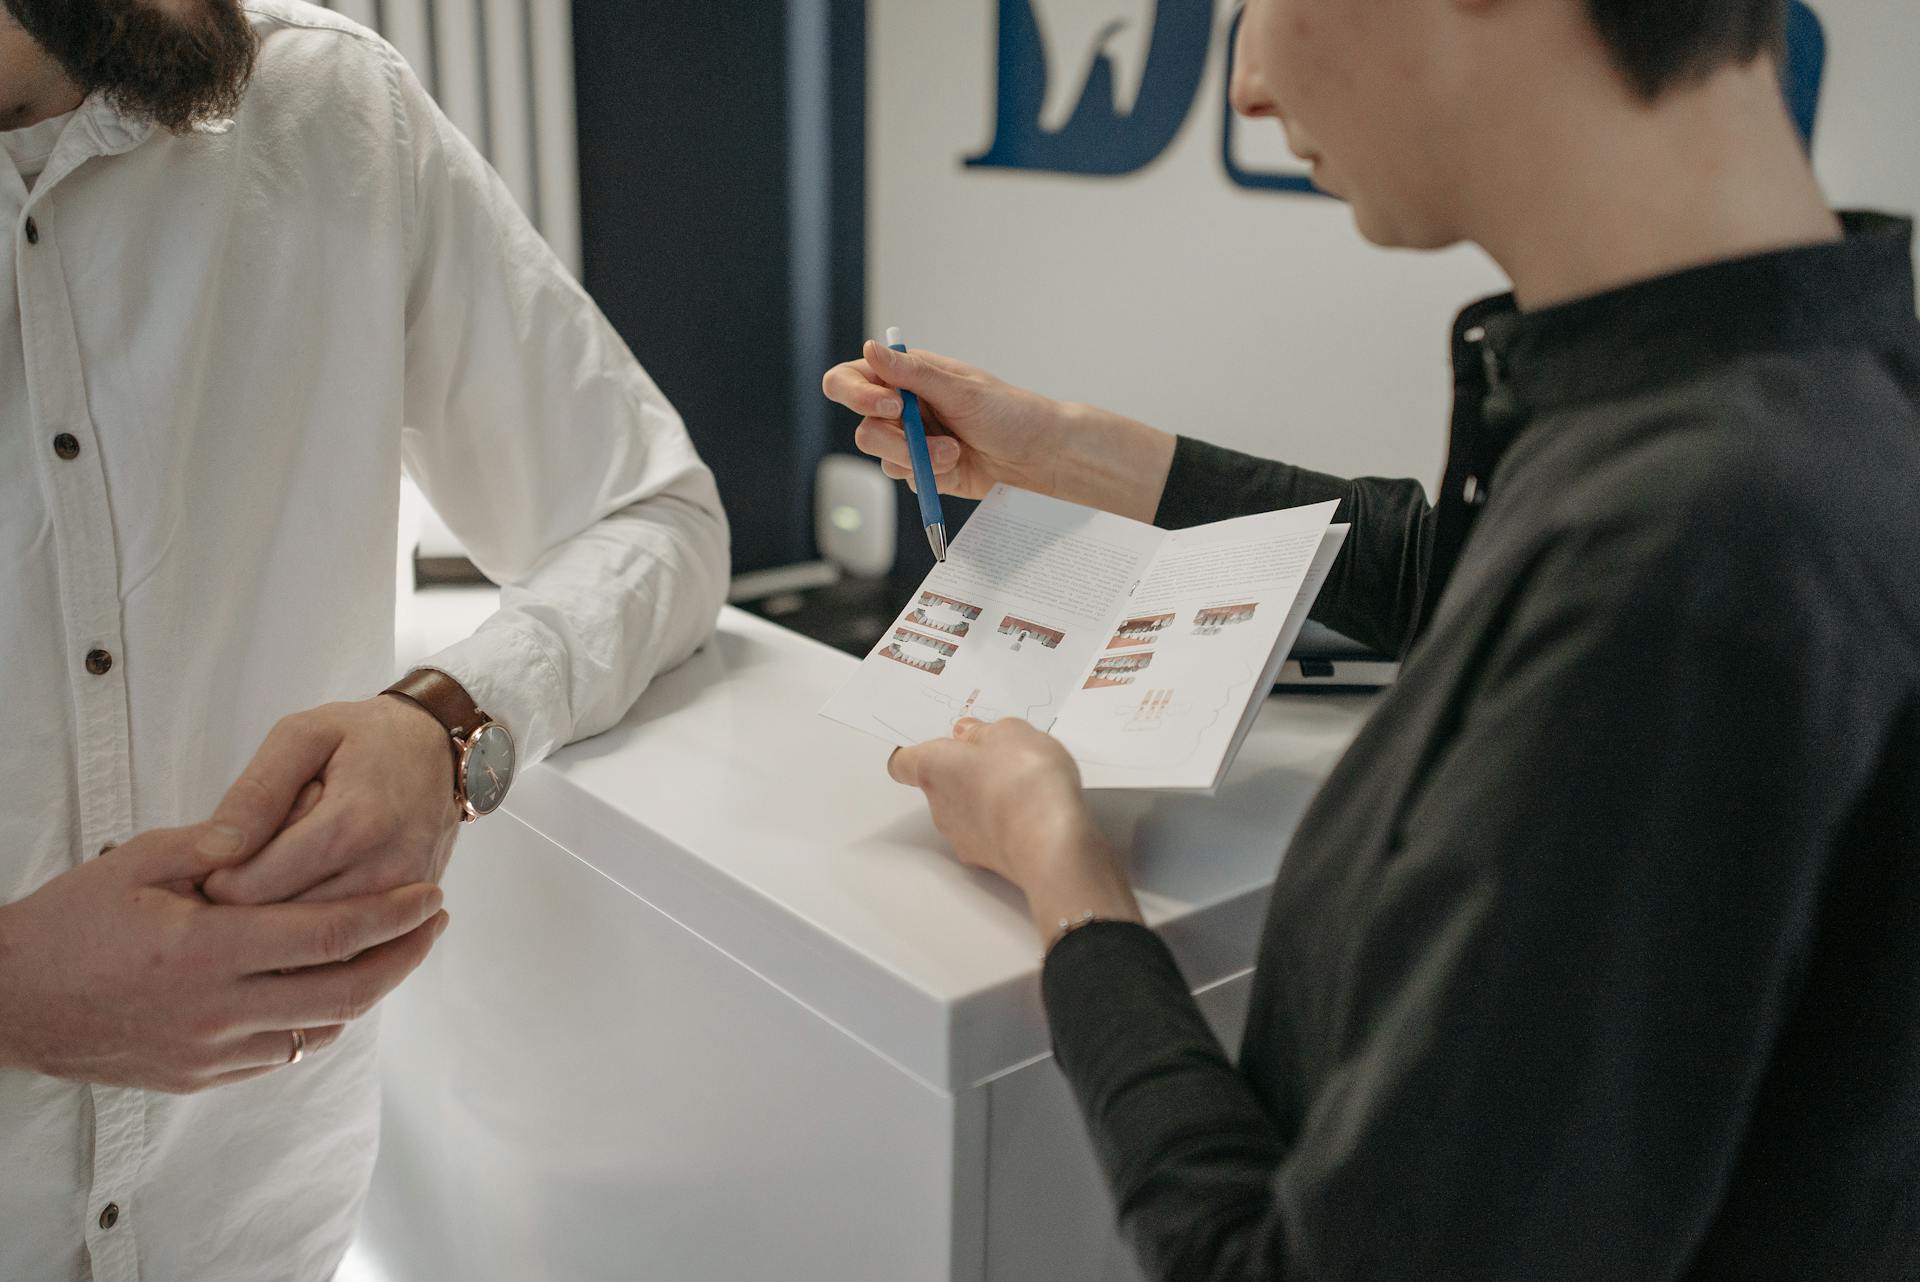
[0,5,730,1279]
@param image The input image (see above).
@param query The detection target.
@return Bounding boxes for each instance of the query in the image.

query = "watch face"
[462,722,516,816]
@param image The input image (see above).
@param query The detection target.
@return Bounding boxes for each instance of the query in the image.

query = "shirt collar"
[1451,211,1918,415]
[75,92,159,157]
[13,92,162,200]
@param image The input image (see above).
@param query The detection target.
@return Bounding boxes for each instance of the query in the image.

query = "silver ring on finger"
[287,1028,306,1066]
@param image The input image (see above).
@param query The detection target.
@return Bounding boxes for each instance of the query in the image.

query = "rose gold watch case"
[453,719,516,822]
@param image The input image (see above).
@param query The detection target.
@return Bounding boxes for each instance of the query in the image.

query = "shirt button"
[25,216,39,245]
[98,1203,119,1230]
[85,648,114,675]
[1463,475,1487,506]
[98,841,119,856]
[53,432,80,460]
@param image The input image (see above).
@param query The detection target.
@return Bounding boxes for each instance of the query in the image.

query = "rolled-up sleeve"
[384,49,730,763]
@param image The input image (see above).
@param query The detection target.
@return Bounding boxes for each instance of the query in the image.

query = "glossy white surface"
[366,592,1376,1280]
[360,814,984,1282]
[409,600,1372,1090]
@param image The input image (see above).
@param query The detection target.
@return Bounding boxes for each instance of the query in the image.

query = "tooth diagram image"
[908,591,982,637]
[1193,602,1258,635]
[1108,612,1175,649]
[1085,649,1154,689]
[881,626,957,675]
[998,615,1066,651]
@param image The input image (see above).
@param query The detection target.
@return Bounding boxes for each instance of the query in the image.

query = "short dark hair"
[1585,0,1786,100]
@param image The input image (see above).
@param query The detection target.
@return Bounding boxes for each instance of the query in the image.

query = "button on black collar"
[24,216,39,245]
[1481,387,1524,427]
[1477,326,1527,428]
[53,432,80,460]
[1451,297,1517,376]
[85,649,113,676]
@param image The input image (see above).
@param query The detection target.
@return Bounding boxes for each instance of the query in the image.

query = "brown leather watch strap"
[382,668,488,740]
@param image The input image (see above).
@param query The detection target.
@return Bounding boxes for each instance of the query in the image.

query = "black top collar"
[1450,211,1917,414]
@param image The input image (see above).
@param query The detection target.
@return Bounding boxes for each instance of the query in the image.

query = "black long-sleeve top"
[1041,213,1920,1281]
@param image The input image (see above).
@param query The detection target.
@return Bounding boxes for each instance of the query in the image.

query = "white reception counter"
[354,599,1373,1282]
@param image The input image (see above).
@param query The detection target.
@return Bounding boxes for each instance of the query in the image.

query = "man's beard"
[3,0,257,133]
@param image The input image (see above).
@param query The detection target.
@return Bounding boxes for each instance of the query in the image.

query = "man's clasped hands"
[0,696,462,1093]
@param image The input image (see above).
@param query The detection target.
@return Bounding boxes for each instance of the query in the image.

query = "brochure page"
[1050,502,1340,790]
[819,486,1164,748]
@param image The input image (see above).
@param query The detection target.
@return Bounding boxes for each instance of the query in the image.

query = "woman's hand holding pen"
[823,342,1061,498]
[888,718,1143,948]
[822,342,1178,524]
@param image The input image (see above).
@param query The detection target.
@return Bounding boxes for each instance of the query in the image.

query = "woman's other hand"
[888,718,1143,946]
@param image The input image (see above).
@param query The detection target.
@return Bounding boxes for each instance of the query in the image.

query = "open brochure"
[820,485,1347,791]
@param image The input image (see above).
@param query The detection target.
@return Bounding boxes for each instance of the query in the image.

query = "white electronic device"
[814,453,897,579]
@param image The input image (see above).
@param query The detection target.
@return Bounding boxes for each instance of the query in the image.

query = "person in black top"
[822,0,1920,1278]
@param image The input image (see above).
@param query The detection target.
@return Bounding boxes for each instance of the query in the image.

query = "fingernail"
[435,912,452,937]
[879,398,902,417]
[932,440,959,466]
[197,824,245,861]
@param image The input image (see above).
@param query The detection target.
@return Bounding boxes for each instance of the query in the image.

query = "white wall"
[1804,0,1920,224]
[869,0,1920,498]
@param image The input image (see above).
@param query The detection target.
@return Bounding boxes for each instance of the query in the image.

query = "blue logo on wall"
[969,1,1827,194]
[966,0,1213,175]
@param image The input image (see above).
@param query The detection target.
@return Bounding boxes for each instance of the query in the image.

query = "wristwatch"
[381,668,517,821]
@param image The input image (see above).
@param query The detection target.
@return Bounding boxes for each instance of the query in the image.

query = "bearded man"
[0,2,730,1279]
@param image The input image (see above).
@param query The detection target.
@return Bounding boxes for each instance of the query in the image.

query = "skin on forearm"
[1019,822,1146,949]
[1052,401,1178,524]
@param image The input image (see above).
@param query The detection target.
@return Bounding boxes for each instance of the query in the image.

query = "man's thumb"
[113,823,251,886]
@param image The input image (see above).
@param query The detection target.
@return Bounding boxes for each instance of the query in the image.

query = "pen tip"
[929,524,947,562]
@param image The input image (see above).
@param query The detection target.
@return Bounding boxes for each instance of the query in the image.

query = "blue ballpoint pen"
[885,326,948,561]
